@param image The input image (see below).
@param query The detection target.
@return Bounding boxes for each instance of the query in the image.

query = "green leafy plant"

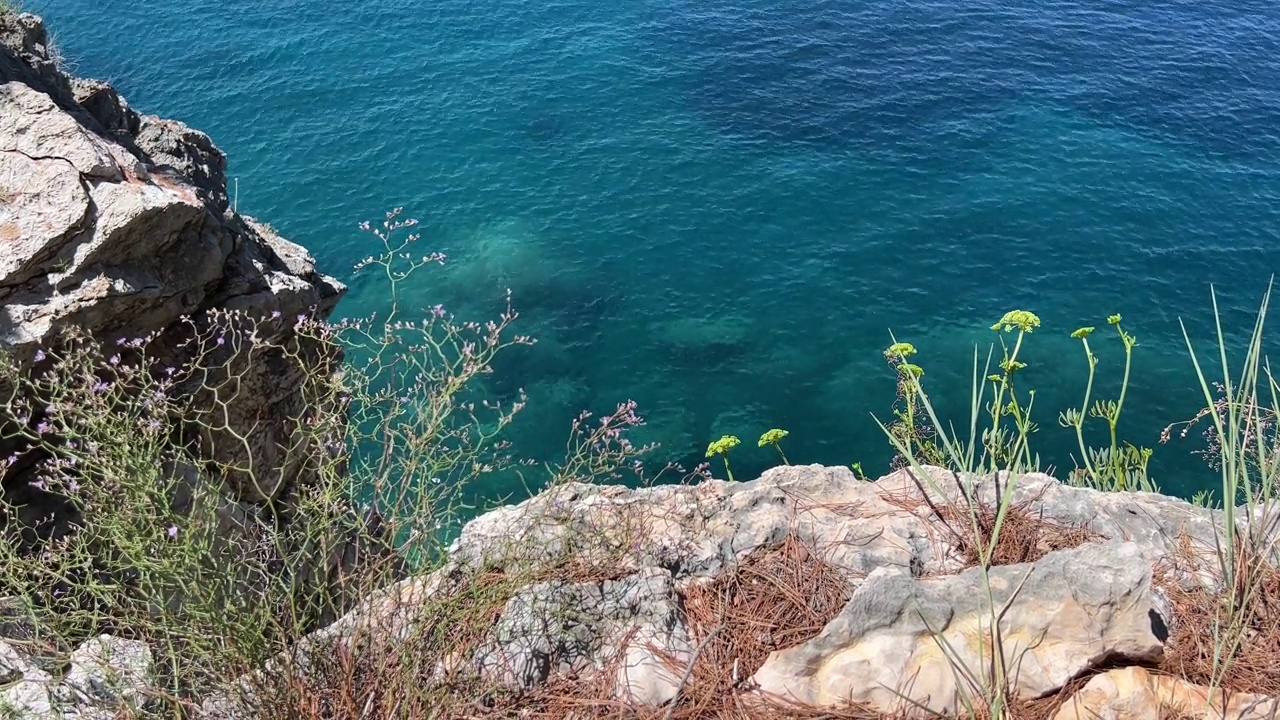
[882,340,948,469]
[0,209,648,715]
[1058,314,1155,491]
[757,427,790,465]
[1174,282,1280,689]
[871,311,1051,718]
[706,434,740,481]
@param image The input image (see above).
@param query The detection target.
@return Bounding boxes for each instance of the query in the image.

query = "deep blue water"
[27,0,1280,500]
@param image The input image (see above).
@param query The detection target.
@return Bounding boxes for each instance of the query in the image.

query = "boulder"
[0,639,52,718]
[1054,666,1278,720]
[0,10,344,507]
[0,634,153,720]
[751,541,1165,715]
[56,635,154,713]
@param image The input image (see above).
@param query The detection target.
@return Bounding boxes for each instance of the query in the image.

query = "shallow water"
[32,0,1280,500]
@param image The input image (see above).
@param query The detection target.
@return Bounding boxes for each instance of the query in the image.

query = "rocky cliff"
[0,11,344,519]
[194,464,1280,719]
[4,10,1278,720]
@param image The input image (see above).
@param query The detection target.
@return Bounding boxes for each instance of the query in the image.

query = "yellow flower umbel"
[706,434,741,481]
[758,428,790,466]
[991,310,1041,334]
[982,310,1042,469]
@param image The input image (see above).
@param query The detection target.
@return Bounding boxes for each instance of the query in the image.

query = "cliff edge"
[0,11,346,513]
[0,11,342,355]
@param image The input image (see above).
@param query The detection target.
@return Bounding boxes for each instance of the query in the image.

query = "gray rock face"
[0,634,153,719]
[471,567,693,705]
[1,6,364,666]
[751,541,1164,715]
[259,464,1259,716]
[0,11,344,506]
[56,635,154,712]
[451,464,942,583]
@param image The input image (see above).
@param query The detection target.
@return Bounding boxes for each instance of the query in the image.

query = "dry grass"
[218,525,1228,720]
[222,510,1271,720]
[237,531,867,720]
[938,500,1096,570]
[665,532,857,719]
[1158,530,1280,698]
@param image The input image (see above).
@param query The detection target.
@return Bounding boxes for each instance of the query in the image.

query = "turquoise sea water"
[29,0,1280,500]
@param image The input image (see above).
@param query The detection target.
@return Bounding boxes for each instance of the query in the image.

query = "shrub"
[0,209,649,715]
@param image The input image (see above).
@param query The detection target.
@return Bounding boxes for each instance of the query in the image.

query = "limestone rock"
[751,541,1165,715]
[0,5,373,659]
[0,634,155,720]
[470,567,692,705]
[209,465,1280,714]
[1054,666,1278,720]
[0,80,130,180]
[71,77,140,143]
[135,115,228,210]
[56,635,154,713]
[0,639,52,718]
[0,9,345,508]
[452,464,941,583]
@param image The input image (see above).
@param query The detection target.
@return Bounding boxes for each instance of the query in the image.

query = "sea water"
[32,0,1280,501]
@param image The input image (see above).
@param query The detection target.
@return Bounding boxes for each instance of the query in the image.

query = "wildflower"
[1000,358,1027,373]
[706,434,740,482]
[33,349,45,362]
[431,304,446,319]
[991,310,1041,333]
[884,342,917,360]
[706,435,740,458]
[167,526,179,540]
[758,428,791,466]
[1071,327,1094,339]
[1108,314,1122,325]
[758,428,789,446]
[36,421,50,435]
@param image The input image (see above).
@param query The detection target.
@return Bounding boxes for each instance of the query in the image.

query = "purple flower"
[33,350,45,362]
[36,421,50,435]
[167,526,179,540]
[431,304,446,319]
